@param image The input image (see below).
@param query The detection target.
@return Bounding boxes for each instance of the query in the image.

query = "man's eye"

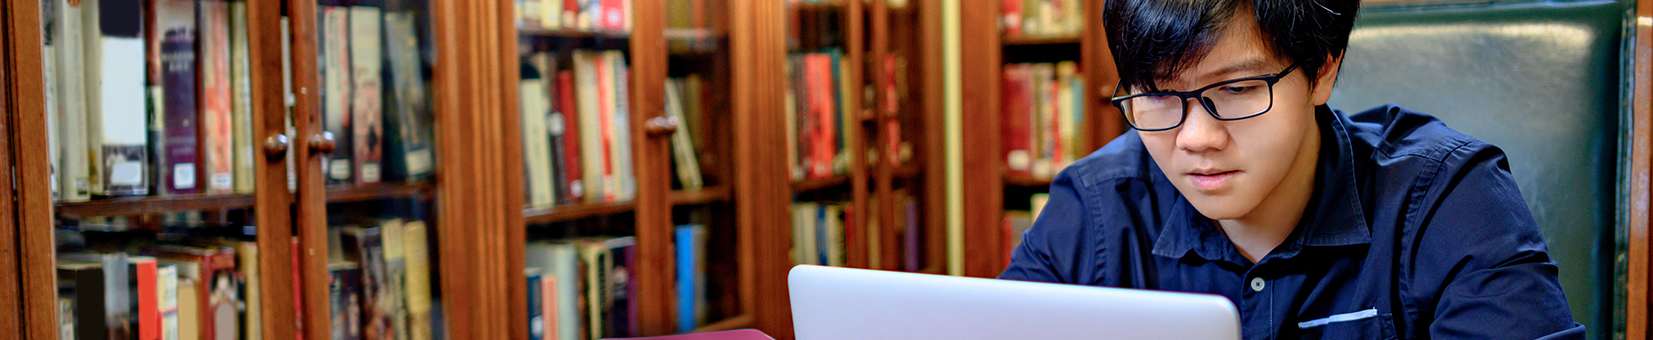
[1220,85,1258,95]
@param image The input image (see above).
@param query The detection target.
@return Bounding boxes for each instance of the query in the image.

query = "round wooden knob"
[645,115,681,137]
[263,134,290,160]
[309,132,337,155]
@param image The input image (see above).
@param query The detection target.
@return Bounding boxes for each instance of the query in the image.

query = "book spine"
[56,0,91,202]
[594,54,616,202]
[350,5,384,184]
[574,53,604,203]
[403,221,435,340]
[158,265,180,340]
[556,70,583,203]
[87,0,151,196]
[384,11,434,182]
[134,257,159,340]
[527,270,545,340]
[158,0,200,194]
[200,0,235,194]
[44,0,60,201]
[522,62,555,209]
[322,5,355,185]
[607,52,634,201]
[230,1,256,194]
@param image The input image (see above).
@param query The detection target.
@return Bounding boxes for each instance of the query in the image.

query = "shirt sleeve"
[999,169,1090,284]
[1415,144,1582,339]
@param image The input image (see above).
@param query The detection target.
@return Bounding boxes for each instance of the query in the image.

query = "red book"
[600,0,625,30]
[595,56,616,201]
[134,257,160,340]
[1002,0,1023,36]
[557,70,583,201]
[1048,79,1063,171]
[1001,65,1032,176]
[806,55,836,179]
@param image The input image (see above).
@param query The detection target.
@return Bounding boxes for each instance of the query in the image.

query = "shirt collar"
[1152,106,1373,261]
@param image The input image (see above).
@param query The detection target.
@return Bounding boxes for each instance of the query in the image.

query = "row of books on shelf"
[1000,0,1086,38]
[523,224,722,339]
[515,0,632,33]
[55,231,267,340]
[44,0,257,202]
[40,0,437,204]
[785,50,858,181]
[518,50,639,210]
[1001,193,1050,267]
[1002,61,1088,179]
[326,219,441,340]
[317,0,438,187]
[790,194,924,271]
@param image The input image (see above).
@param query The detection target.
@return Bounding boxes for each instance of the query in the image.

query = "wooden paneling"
[920,0,947,278]
[1086,0,1123,147]
[960,0,1005,278]
[844,0,870,270]
[731,0,795,338]
[1628,2,1652,338]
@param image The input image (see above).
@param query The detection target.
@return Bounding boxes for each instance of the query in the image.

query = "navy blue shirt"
[1000,105,1584,339]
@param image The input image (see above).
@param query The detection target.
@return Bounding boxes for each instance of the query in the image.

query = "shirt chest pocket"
[1293,309,1397,340]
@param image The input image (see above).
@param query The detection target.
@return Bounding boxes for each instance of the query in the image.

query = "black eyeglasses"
[1109,63,1300,132]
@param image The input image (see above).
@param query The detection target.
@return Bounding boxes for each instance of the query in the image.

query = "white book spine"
[84,0,150,196]
[606,51,634,201]
[349,5,384,184]
[521,75,555,209]
[574,52,604,202]
[55,0,90,202]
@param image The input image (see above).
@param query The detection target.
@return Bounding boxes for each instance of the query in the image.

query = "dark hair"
[1104,0,1361,92]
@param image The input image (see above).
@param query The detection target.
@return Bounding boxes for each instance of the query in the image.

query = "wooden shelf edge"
[524,200,638,225]
[1000,34,1081,46]
[670,186,733,206]
[326,182,436,204]
[56,193,257,218]
[517,27,632,40]
[791,1,846,11]
[693,314,755,333]
[792,175,851,193]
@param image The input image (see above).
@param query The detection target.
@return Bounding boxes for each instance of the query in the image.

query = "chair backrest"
[1329,1,1625,337]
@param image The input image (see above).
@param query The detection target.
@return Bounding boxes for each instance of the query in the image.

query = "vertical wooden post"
[731,0,795,338]
[246,0,299,338]
[0,1,43,335]
[287,0,335,337]
[630,0,677,335]
[959,0,1005,278]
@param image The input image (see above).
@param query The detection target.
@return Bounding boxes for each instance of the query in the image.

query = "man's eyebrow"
[1201,58,1272,80]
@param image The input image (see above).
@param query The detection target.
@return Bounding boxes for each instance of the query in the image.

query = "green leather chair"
[1329,1,1627,337]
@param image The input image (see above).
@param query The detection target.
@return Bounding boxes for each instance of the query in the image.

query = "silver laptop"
[789,265,1240,340]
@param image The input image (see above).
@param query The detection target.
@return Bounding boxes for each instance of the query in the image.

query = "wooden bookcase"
[957,0,1124,278]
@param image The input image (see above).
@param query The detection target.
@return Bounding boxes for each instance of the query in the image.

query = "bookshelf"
[958,0,1124,278]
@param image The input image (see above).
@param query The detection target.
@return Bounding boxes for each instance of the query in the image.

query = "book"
[58,258,112,339]
[350,3,385,184]
[603,237,637,337]
[555,70,584,203]
[606,51,635,202]
[383,9,435,183]
[133,256,160,340]
[1001,211,1034,268]
[234,241,263,340]
[59,297,76,340]
[578,239,608,340]
[151,0,199,195]
[574,51,606,203]
[158,265,180,340]
[321,2,355,185]
[542,275,559,340]
[339,226,392,340]
[525,241,580,340]
[83,0,150,196]
[230,1,256,194]
[380,219,412,339]
[329,262,364,340]
[1002,62,1085,178]
[154,245,239,340]
[53,0,91,202]
[200,0,236,194]
[674,224,707,332]
[664,79,703,190]
[528,269,546,340]
[403,220,436,340]
[519,0,542,28]
[523,60,556,209]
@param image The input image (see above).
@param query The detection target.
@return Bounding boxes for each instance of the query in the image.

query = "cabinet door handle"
[263,133,291,160]
[308,132,337,155]
[645,115,681,137]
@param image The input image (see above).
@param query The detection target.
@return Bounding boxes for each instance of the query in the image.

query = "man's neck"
[1218,123,1322,264]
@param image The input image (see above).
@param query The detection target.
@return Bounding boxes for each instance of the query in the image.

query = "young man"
[999,0,1583,338]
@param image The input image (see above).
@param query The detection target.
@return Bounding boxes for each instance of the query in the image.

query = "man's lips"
[1186,170,1241,191]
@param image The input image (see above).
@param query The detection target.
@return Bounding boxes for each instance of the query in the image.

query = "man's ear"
[1310,54,1344,106]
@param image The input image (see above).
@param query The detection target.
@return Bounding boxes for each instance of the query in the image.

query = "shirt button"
[1249,277,1266,292]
